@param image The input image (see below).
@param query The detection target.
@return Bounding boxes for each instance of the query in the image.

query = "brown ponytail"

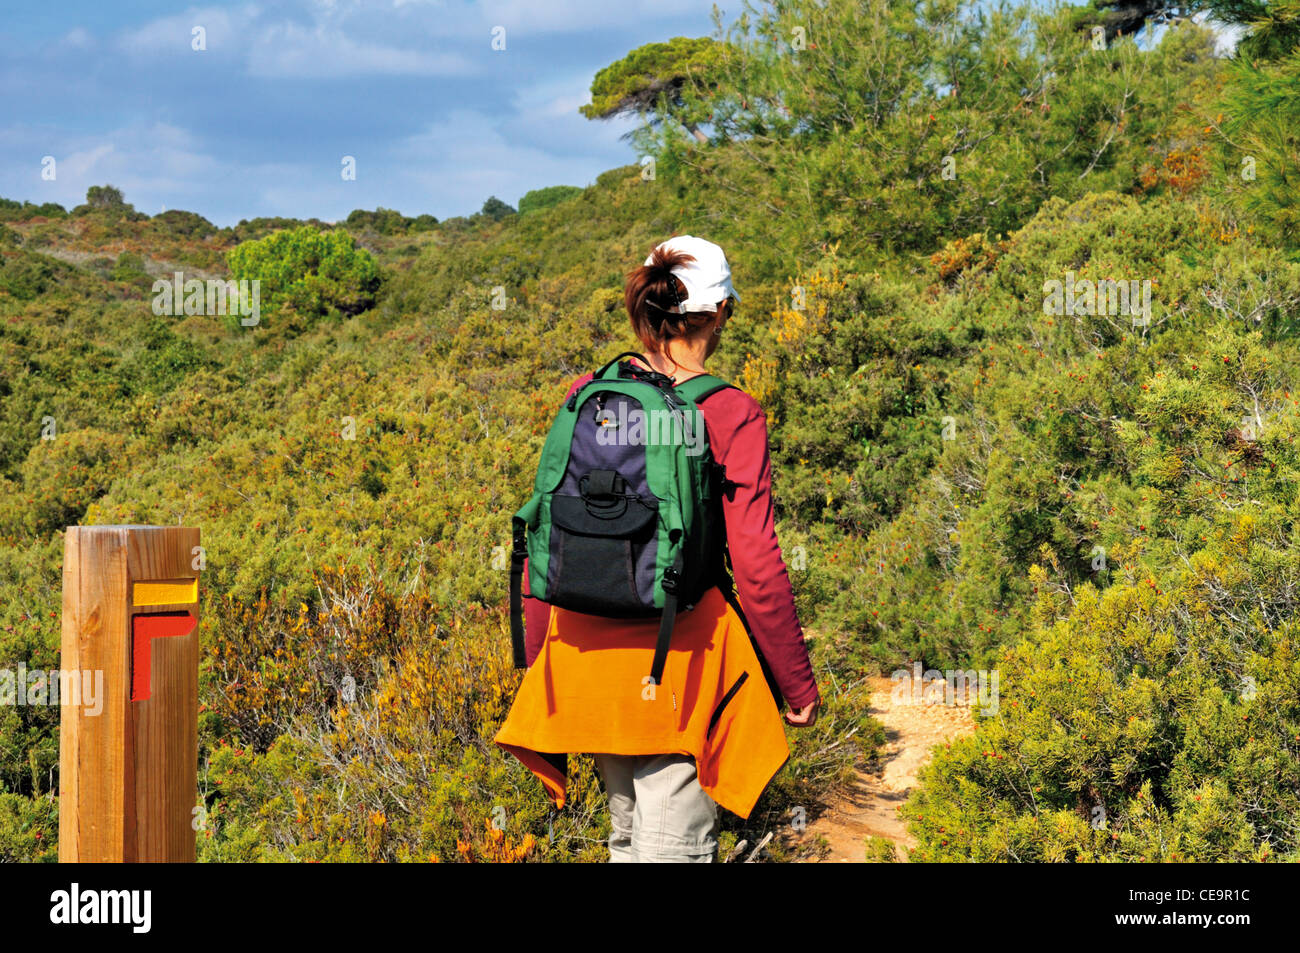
[624,242,719,352]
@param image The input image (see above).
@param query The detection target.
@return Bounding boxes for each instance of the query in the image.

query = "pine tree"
[1215,1,1300,246]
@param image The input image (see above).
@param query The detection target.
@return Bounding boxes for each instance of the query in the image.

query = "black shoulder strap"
[649,554,683,692]
[509,517,528,668]
[594,350,649,380]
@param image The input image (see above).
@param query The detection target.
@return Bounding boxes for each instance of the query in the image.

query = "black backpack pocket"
[548,492,658,616]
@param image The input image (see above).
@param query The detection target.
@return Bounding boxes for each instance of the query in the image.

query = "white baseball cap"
[644,235,741,314]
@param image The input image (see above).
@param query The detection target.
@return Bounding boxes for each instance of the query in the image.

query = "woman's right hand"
[784,699,819,727]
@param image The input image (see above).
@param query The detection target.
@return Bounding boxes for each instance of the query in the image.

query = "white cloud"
[61,28,95,50]
[102,0,718,81]
[247,22,478,78]
[115,6,248,57]
[393,108,595,212]
[503,69,639,157]
[511,70,595,119]
[113,1,481,78]
[392,0,710,34]
[0,123,222,212]
[60,143,116,180]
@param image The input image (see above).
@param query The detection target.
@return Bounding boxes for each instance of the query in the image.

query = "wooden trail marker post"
[59,525,200,862]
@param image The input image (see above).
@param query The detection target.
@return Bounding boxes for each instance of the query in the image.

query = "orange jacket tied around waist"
[494,586,790,819]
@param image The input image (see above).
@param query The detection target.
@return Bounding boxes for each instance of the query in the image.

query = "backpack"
[509,350,736,689]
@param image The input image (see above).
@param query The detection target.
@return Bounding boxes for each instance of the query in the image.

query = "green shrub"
[518,186,583,216]
[226,226,381,327]
[0,252,68,301]
[110,251,149,283]
[476,196,515,222]
[152,209,218,240]
[0,199,67,223]
[344,207,434,236]
[906,566,1300,862]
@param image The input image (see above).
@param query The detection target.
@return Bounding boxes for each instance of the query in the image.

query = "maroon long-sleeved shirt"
[520,363,821,711]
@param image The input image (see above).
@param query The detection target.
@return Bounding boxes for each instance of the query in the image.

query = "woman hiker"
[495,234,820,863]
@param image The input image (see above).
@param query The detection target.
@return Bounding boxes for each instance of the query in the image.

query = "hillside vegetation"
[2,0,1299,861]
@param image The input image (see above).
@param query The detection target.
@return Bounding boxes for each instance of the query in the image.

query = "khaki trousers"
[593,753,721,863]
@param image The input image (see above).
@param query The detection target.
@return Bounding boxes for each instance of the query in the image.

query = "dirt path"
[798,676,977,862]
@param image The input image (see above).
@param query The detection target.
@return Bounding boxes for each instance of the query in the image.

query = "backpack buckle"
[579,470,631,520]
[622,361,674,389]
[511,520,528,565]
[580,469,625,499]
[662,566,680,594]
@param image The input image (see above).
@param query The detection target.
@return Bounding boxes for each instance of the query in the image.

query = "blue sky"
[0,1,736,226]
